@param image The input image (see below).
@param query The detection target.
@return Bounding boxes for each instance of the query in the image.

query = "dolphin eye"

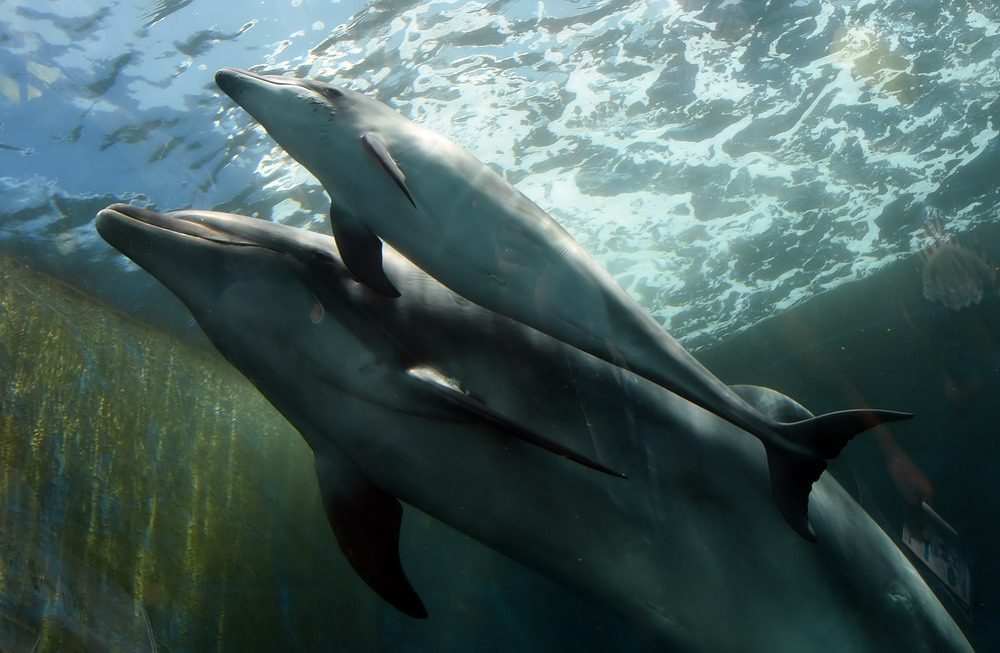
[309,249,335,264]
[317,85,343,100]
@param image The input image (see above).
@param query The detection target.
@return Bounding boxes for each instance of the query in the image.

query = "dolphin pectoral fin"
[314,448,427,618]
[768,408,914,541]
[331,207,401,298]
[406,366,627,479]
[361,132,417,209]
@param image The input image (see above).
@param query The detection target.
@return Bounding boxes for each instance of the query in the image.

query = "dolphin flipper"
[407,366,628,479]
[331,207,401,298]
[361,132,417,209]
[314,448,427,618]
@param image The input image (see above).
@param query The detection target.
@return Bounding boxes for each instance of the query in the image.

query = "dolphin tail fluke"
[768,409,914,541]
[763,443,826,541]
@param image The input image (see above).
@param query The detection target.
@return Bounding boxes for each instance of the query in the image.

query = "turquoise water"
[0,0,997,650]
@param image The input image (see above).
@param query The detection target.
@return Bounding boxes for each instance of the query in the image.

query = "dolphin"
[214,67,913,540]
[96,204,971,652]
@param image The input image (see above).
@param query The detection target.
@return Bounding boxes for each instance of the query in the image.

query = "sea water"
[0,0,996,650]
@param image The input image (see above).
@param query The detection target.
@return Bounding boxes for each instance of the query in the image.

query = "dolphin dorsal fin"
[407,366,627,479]
[331,206,401,298]
[361,132,417,209]
[728,385,813,423]
[314,447,427,618]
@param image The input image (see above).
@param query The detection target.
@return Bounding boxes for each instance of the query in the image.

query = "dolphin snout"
[215,68,249,99]
[98,203,172,228]
[216,67,309,96]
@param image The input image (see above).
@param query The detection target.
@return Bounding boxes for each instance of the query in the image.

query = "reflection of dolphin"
[96,204,971,652]
[0,142,34,155]
[214,68,912,540]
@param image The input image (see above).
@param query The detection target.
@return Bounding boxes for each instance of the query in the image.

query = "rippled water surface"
[3,0,997,346]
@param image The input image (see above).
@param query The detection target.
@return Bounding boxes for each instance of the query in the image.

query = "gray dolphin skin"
[96,204,971,652]
[214,67,913,540]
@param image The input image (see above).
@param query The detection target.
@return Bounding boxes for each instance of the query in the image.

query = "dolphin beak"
[99,202,171,227]
[215,67,252,100]
[216,67,309,100]
[97,203,180,239]
[97,203,263,249]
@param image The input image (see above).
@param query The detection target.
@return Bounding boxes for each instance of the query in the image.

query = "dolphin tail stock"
[767,408,914,541]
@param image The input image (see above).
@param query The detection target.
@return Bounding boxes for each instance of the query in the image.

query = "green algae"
[0,254,643,652]
[0,255,380,650]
